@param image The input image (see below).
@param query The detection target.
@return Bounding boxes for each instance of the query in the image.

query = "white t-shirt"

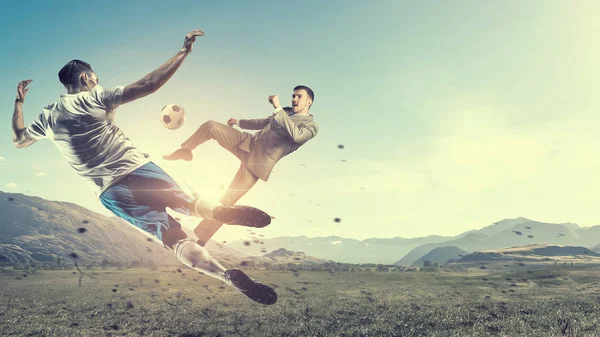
[25,85,151,197]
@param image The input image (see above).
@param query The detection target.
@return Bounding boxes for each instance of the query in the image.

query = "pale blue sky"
[1,1,600,242]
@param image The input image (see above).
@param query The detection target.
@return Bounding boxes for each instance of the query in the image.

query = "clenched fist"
[227,117,238,127]
[182,29,204,54]
[268,94,280,108]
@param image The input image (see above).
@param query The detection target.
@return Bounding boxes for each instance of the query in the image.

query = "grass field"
[1,264,600,336]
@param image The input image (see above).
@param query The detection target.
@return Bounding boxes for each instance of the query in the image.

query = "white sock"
[192,199,221,219]
[174,238,226,281]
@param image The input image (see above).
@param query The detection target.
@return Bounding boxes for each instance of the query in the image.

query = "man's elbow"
[293,136,311,144]
[14,141,27,148]
[138,79,159,95]
[13,136,34,148]
[292,130,317,144]
[146,80,160,94]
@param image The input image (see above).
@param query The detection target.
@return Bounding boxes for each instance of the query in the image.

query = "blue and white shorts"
[99,162,194,247]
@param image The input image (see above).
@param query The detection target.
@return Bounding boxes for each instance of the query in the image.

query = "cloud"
[330,241,342,245]
[6,183,17,189]
[0,156,5,160]
[33,163,46,177]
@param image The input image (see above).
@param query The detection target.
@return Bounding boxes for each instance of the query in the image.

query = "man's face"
[291,89,311,114]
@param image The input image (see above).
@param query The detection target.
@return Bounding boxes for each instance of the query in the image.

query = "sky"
[1,0,600,243]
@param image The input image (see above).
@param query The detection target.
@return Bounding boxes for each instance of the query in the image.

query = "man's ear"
[79,72,88,88]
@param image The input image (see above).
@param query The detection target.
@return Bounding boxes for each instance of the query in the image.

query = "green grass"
[1,265,600,336]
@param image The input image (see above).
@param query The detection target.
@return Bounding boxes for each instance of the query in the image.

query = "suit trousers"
[181,121,261,245]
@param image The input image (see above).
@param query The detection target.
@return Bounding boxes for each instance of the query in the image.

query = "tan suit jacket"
[237,108,318,181]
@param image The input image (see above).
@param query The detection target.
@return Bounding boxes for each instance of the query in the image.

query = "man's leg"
[220,159,261,207]
[195,162,260,246]
[163,120,248,161]
[99,163,277,304]
[99,180,228,280]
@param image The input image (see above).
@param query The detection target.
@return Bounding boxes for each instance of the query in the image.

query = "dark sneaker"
[224,269,277,305]
[212,205,271,228]
[162,148,193,161]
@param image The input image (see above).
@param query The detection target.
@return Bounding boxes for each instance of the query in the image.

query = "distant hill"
[411,246,470,267]
[0,191,324,268]
[395,218,600,266]
[228,217,600,265]
[459,244,600,262]
[261,248,327,265]
[0,191,183,266]
[395,232,489,266]
[227,235,459,264]
[473,217,534,236]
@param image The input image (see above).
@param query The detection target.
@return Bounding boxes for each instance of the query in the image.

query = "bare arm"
[12,79,36,148]
[121,29,204,105]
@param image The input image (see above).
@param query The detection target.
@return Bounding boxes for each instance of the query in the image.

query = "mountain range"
[228,217,600,266]
[3,191,600,268]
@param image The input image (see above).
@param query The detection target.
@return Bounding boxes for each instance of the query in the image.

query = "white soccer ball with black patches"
[160,104,186,130]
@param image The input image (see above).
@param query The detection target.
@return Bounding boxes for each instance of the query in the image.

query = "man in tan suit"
[163,85,319,245]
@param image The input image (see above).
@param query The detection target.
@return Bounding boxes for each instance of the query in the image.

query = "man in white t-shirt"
[11,29,277,305]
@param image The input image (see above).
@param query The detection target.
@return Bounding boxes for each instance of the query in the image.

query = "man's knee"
[202,120,220,130]
[200,120,225,137]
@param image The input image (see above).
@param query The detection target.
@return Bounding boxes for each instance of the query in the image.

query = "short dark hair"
[58,60,94,88]
[293,85,314,104]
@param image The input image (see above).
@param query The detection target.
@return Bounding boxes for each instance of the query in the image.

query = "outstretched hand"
[182,29,205,53]
[16,79,32,103]
[227,117,238,127]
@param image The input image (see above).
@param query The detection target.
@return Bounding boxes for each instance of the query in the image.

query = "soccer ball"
[160,104,186,130]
